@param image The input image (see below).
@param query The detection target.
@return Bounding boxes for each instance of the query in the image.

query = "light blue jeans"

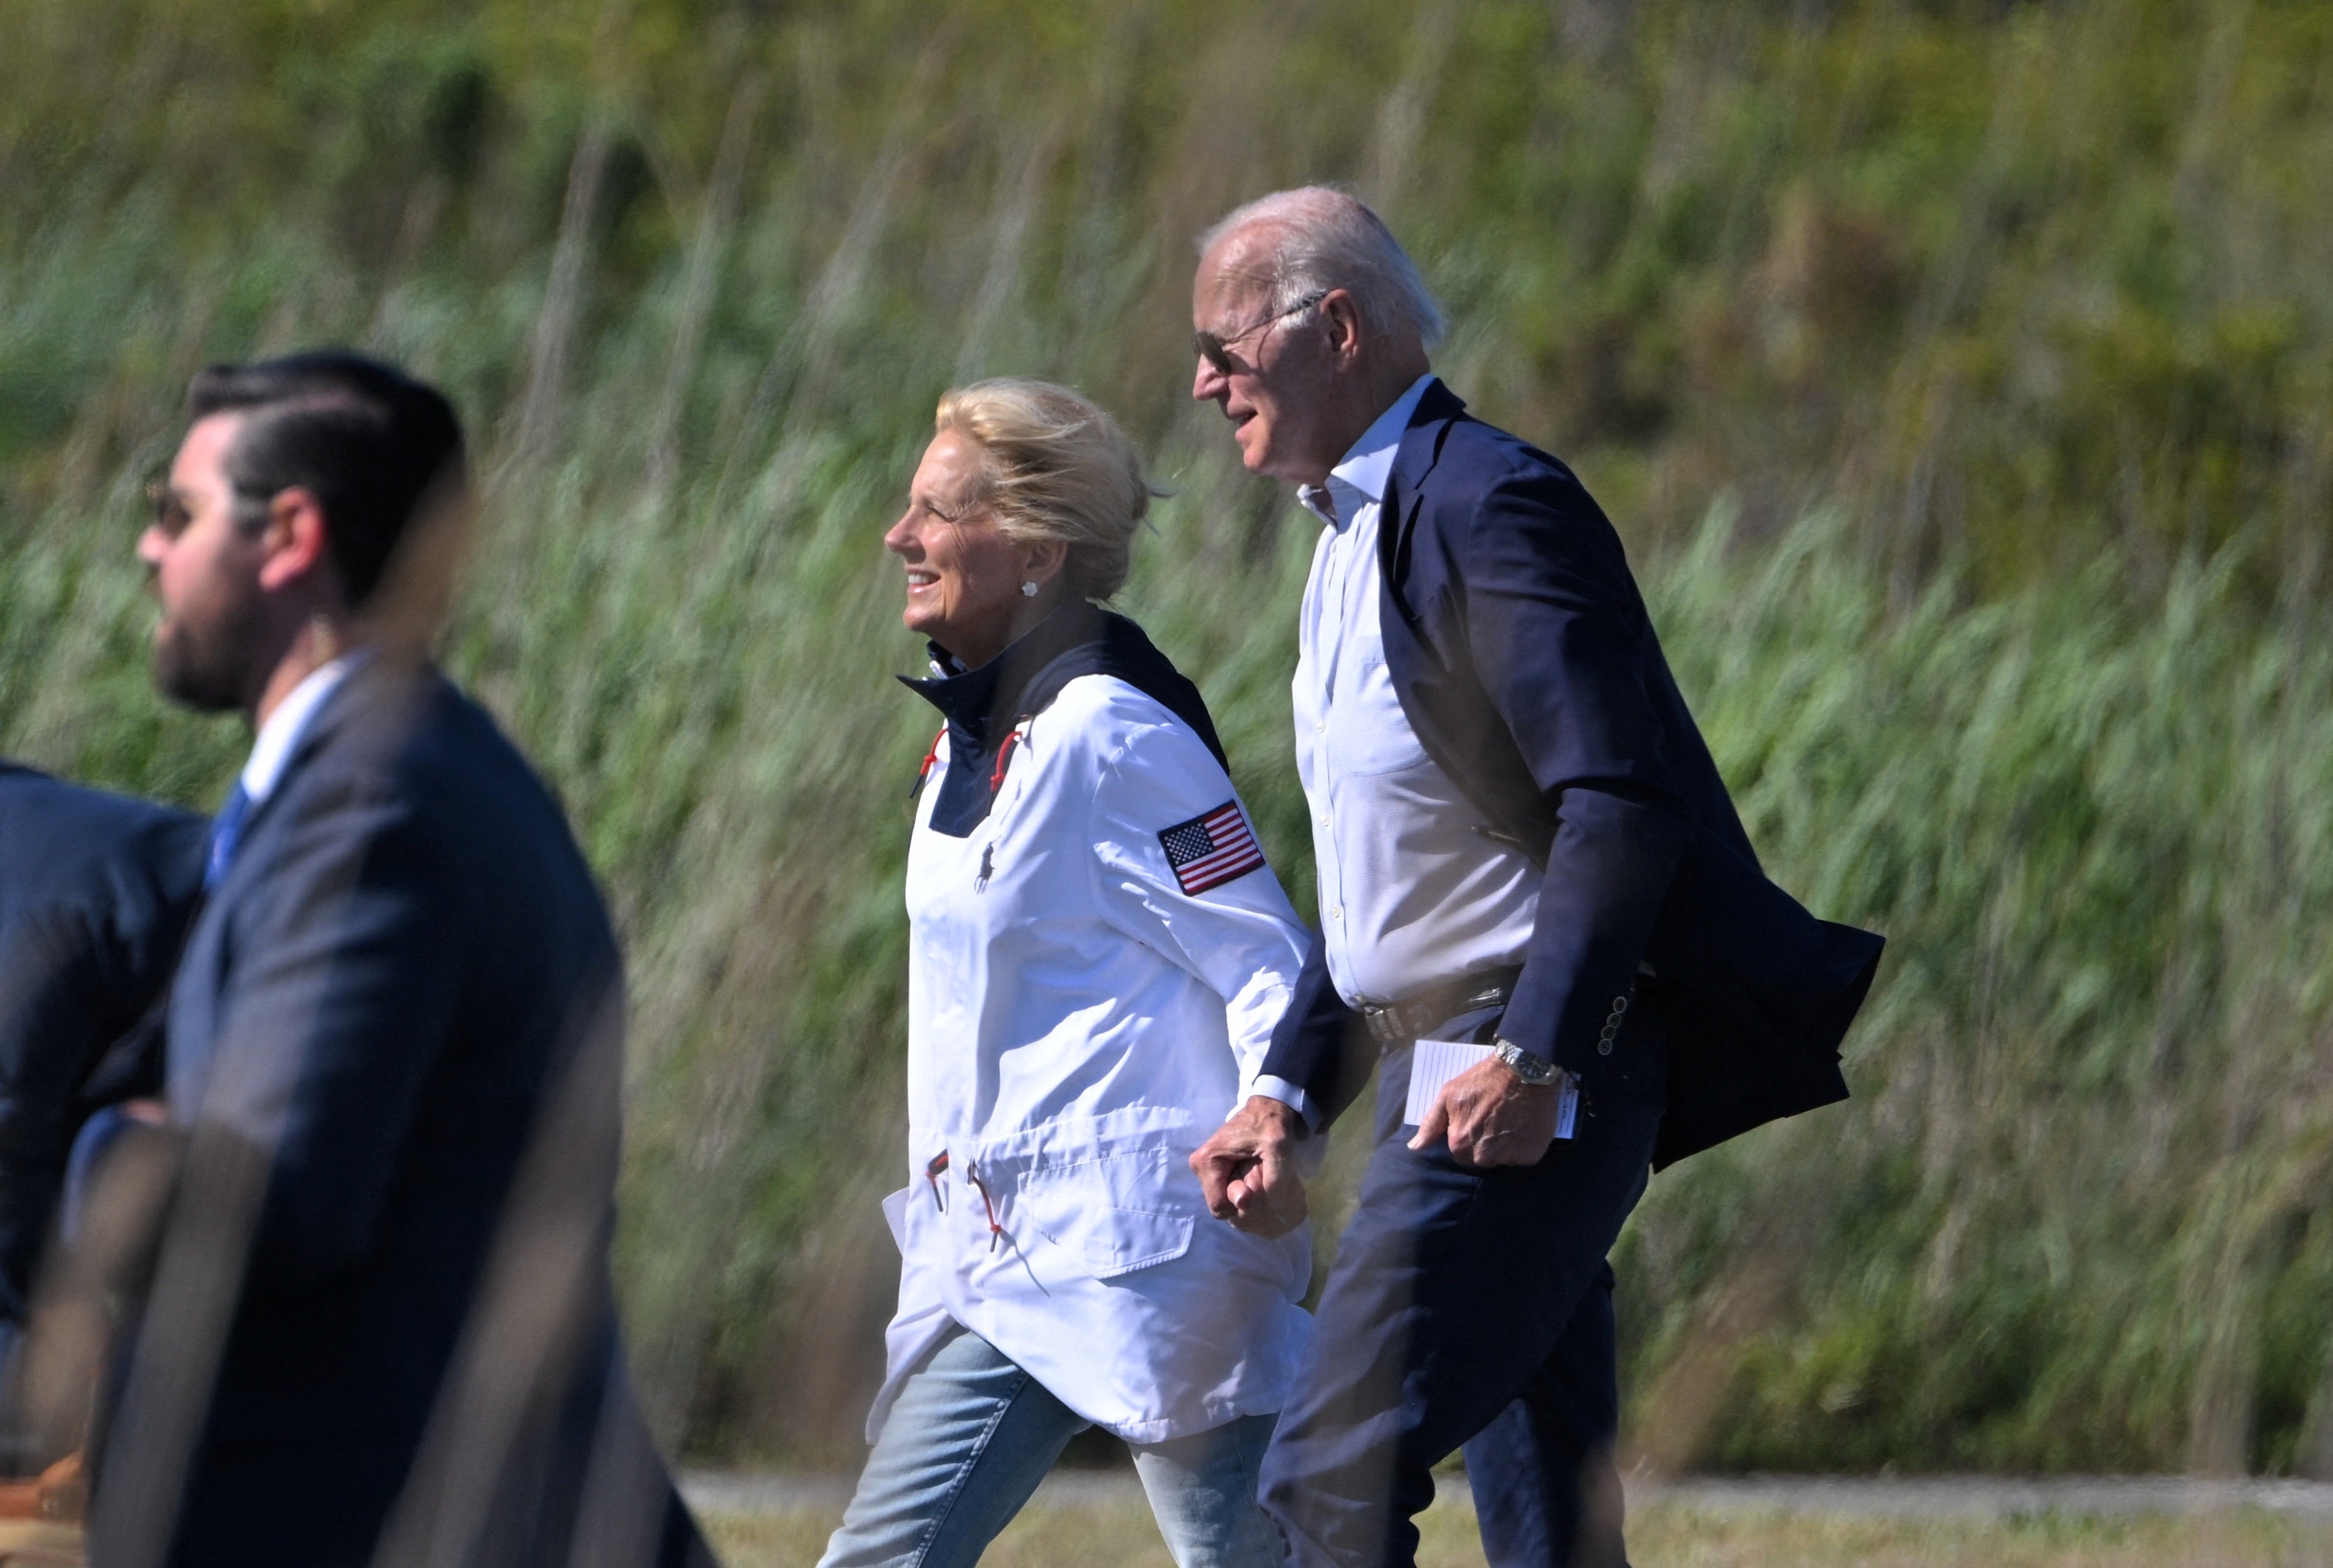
[818,1325,1282,1568]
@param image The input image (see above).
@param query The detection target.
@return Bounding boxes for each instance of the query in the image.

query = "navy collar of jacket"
[1386,379,1468,508]
[218,653,447,878]
[900,600,1227,837]
[1373,377,1475,611]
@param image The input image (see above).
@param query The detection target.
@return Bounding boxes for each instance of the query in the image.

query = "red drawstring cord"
[928,1149,1002,1250]
[907,725,947,801]
[964,1162,1003,1251]
[989,723,1025,791]
[912,721,1022,801]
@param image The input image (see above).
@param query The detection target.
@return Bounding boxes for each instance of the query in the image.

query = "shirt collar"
[240,655,353,804]
[1298,373,1437,531]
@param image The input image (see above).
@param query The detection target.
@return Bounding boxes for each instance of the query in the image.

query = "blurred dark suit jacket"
[0,764,206,1325]
[94,659,707,1568]
[1261,379,1884,1168]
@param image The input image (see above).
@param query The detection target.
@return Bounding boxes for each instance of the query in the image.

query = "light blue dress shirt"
[1286,375,1541,1004]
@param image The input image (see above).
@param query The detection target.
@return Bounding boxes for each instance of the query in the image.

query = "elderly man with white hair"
[1186,188,1884,1567]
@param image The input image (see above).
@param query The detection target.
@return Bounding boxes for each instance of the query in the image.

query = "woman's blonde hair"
[934,379,1160,601]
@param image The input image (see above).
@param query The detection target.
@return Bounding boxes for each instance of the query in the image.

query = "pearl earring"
[1021,581,1040,598]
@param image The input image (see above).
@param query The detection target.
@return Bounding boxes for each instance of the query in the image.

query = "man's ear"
[255,486,335,598]
[1319,289,1365,370]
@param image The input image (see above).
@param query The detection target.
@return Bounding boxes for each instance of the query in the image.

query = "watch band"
[1492,1038,1562,1086]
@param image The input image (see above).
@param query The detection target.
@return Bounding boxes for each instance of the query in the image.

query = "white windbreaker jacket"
[874,613,1316,1445]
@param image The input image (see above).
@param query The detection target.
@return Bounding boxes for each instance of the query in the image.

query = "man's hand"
[1190,1096,1309,1238]
[1409,1056,1565,1168]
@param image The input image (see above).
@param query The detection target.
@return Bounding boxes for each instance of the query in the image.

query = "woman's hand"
[1190,1096,1309,1238]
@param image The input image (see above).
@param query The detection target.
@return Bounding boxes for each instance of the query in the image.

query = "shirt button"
[1317,813,1330,827]
[1314,719,1327,733]
[1330,906,1343,921]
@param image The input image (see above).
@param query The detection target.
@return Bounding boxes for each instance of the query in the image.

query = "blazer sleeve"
[0,909,112,1318]
[1456,472,1692,1076]
[194,772,465,1290]
[1252,933,1360,1130]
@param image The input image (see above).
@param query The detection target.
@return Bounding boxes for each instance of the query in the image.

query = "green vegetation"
[3,0,2332,1474]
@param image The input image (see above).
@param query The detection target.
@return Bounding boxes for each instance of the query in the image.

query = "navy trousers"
[1259,993,1668,1568]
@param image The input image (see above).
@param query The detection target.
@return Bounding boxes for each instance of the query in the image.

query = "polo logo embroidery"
[1158,801,1266,895]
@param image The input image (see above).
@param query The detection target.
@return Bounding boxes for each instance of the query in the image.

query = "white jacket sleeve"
[1085,708,1312,1088]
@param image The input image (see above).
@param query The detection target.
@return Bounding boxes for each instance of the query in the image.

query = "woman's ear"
[1022,537,1069,590]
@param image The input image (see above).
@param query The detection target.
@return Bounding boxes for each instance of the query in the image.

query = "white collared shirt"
[239,657,352,805]
[1287,374,1541,1008]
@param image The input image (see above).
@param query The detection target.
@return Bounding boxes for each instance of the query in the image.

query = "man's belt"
[1359,968,1524,1048]
[1357,961,1663,1049]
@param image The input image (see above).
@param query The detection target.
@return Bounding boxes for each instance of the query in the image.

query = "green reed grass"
[3,0,2332,1472]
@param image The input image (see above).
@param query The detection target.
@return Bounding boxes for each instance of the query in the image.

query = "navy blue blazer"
[96,662,706,1568]
[1260,381,1882,1168]
[0,764,206,1324]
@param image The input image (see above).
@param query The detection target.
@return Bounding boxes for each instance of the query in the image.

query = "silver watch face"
[1495,1041,1560,1085]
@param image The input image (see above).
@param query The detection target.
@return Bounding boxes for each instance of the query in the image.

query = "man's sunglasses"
[145,476,281,538]
[145,478,193,539]
[1194,290,1328,376]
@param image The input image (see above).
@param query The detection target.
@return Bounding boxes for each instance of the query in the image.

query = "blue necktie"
[206,781,253,891]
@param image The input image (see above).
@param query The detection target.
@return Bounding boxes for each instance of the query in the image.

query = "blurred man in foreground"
[0,764,204,1495]
[1188,189,1883,1567]
[0,766,203,1341]
[99,351,710,1567]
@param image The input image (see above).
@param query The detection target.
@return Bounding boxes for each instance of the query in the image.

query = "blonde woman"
[819,381,1317,1568]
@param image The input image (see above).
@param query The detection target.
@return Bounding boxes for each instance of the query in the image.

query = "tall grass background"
[3,0,2332,1474]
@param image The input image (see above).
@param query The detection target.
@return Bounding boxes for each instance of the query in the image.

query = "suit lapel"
[170,660,438,1111]
[218,655,434,883]
[210,677,356,899]
[1378,378,1468,628]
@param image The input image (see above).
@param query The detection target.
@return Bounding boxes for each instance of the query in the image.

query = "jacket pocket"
[1016,1150,1197,1280]
[881,1186,915,1254]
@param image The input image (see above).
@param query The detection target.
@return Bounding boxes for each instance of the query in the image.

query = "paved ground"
[680,1470,2333,1521]
[1626,1476,2333,1520]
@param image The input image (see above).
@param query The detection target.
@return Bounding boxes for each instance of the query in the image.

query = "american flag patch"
[1158,801,1266,896]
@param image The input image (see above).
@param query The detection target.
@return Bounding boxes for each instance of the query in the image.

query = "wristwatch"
[1492,1038,1563,1087]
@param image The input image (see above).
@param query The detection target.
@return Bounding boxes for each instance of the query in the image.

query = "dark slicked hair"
[188,350,468,610]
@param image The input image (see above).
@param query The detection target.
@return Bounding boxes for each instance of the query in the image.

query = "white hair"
[1197,186,1446,351]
